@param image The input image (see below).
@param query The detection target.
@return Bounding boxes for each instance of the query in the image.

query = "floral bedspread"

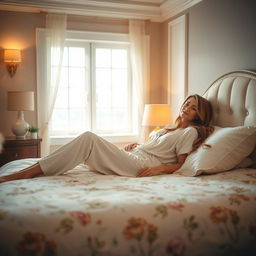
[0,159,256,256]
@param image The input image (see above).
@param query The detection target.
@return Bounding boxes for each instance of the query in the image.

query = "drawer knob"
[13,153,19,158]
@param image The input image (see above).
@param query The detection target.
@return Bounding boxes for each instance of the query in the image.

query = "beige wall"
[162,0,256,99]
[187,0,256,95]
[0,11,45,137]
[0,11,164,138]
[147,21,165,103]
[161,21,170,104]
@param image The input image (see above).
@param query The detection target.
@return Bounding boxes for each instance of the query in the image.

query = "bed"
[0,70,256,256]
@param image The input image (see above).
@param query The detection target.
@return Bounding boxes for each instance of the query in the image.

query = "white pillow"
[235,157,253,168]
[175,126,256,176]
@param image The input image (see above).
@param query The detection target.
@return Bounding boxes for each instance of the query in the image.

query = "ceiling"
[0,0,202,22]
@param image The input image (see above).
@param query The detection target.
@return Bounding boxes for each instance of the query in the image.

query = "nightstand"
[0,137,42,167]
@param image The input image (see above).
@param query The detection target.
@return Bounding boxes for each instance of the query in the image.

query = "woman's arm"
[136,154,187,177]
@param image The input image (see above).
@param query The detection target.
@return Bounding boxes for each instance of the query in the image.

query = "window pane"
[95,68,111,108]
[59,67,68,88]
[69,109,86,132]
[95,108,128,132]
[62,47,68,66]
[112,69,127,108]
[51,47,63,66]
[70,89,86,108]
[69,47,85,67]
[96,48,111,68]
[95,69,111,89]
[55,88,68,108]
[50,44,90,136]
[51,109,69,131]
[96,108,110,130]
[69,67,85,89]
[112,108,127,129]
[94,45,131,133]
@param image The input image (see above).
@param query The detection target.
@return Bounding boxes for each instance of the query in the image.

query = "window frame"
[36,28,139,146]
[91,42,133,134]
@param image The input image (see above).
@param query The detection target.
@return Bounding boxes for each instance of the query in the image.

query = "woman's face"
[180,97,198,123]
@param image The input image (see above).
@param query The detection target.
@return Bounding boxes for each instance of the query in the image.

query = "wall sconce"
[4,49,21,77]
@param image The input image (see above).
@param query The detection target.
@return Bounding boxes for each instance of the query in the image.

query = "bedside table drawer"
[3,146,38,160]
[0,137,42,167]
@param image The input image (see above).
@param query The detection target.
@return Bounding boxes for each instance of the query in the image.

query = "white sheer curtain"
[38,13,67,156]
[129,20,150,142]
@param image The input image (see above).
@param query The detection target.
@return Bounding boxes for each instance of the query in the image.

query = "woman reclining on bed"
[0,94,214,183]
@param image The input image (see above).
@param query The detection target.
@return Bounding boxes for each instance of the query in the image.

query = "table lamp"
[142,104,172,135]
[8,91,34,139]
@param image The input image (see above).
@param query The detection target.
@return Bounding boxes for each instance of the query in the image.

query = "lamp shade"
[4,49,21,63]
[142,104,172,126]
[8,91,34,111]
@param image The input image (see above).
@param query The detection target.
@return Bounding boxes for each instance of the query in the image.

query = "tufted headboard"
[202,70,256,166]
[203,70,256,127]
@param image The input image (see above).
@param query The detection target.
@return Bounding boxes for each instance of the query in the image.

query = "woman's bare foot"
[0,163,44,183]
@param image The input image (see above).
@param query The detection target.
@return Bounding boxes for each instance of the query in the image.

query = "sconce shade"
[142,104,172,126]
[4,49,21,77]
[4,49,21,63]
[8,91,34,111]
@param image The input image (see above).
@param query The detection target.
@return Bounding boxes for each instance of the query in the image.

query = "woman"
[0,94,213,183]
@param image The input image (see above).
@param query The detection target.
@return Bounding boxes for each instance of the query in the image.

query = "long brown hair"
[166,94,214,152]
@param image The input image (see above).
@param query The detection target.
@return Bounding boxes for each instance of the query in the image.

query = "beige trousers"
[39,132,161,177]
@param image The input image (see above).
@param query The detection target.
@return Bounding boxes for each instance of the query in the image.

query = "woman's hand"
[136,166,166,177]
[136,154,188,177]
[124,143,138,151]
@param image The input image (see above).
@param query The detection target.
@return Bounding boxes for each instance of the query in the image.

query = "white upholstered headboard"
[203,70,256,127]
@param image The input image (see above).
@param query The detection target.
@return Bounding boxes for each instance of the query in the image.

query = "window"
[37,30,138,144]
[93,44,132,134]
[51,42,90,136]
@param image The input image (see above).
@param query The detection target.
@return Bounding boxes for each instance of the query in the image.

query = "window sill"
[50,133,138,146]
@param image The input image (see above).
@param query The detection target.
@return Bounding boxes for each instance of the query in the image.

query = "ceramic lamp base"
[12,111,29,139]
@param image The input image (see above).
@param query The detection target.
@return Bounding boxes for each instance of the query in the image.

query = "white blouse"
[137,127,198,164]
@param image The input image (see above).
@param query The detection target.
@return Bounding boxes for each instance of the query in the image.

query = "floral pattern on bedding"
[0,159,256,256]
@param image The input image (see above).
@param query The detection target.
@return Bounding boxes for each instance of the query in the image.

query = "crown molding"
[0,3,42,13]
[0,0,202,22]
[161,0,202,20]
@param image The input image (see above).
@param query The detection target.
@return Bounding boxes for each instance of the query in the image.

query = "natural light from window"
[50,41,136,139]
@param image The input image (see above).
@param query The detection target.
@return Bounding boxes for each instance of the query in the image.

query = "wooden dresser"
[0,137,42,167]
